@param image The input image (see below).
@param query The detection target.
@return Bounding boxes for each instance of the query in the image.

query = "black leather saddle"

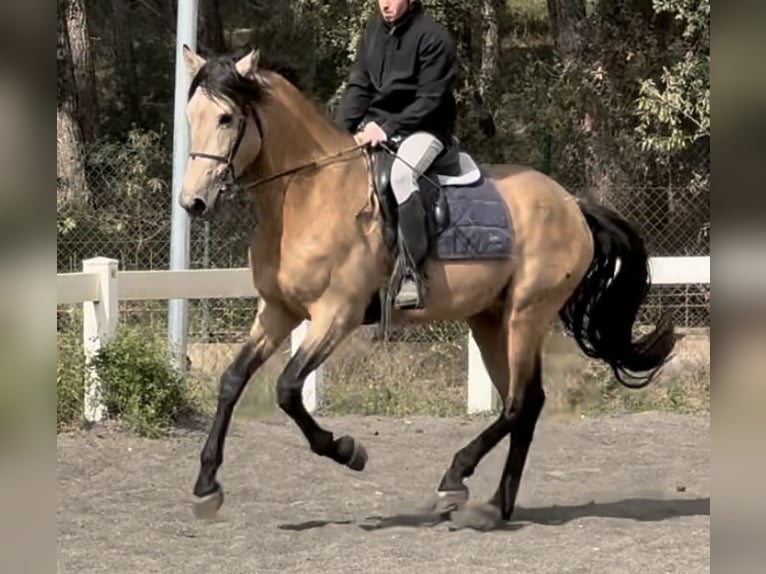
[369,137,461,252]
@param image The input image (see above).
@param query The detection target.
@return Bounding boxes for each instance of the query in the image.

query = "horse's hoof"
[434,487,469,514]
[346,438,368,472]
[192,486,224,520]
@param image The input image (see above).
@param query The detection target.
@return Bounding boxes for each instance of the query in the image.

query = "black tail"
[559,200,677,388]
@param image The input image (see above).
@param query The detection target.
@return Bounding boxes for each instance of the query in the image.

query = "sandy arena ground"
[57,411,709,573]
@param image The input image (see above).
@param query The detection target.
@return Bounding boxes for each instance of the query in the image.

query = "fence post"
[291,321,323,413]
[82,257,119,423]
[467,333,494,413]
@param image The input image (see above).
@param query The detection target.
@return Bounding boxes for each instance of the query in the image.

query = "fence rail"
[57,256,710,422]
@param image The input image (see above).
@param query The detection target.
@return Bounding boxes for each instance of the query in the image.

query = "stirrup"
[394,274,426,310]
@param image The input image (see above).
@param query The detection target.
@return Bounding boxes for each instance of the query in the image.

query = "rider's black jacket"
[335,3,458,148]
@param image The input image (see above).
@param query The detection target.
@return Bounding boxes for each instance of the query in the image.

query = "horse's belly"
[398,258,513,322]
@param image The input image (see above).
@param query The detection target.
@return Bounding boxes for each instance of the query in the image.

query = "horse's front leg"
[275,306,367,470]
[192,299,299,519]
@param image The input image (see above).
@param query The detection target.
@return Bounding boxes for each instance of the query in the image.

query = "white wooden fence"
[57,256,710,422]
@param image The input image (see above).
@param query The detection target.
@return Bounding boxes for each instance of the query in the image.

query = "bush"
[91,326,199,438]
[57,329,86,432]
[562,358,710,417]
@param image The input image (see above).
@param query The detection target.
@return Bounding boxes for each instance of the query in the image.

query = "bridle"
[188,100,369,191]
[188,103,265,184]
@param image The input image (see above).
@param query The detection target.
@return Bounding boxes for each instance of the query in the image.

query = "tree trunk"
[585,0,661,209]
[546,0,628,203]
[200,0,226,54]
[65,0,98,141]
[546,0,586,60]
[57,0,89,206]
[110,0,138,121]
[478,0,499,101]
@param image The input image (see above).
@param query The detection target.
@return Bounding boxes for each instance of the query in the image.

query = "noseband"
[188,105,265,183]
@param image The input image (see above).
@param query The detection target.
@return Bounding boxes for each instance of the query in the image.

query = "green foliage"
[91,326,198,438]
[563,359,710,417]
[635,0,709,154]
[57,327,86,432]
[57,127,173,271]
[651,0,710,41]
[635,53,710,153]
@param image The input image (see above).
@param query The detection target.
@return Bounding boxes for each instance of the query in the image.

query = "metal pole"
[201,221,210,338]
[168,0,199,371]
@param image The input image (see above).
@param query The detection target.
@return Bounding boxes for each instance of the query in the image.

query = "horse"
[178,46,676,523]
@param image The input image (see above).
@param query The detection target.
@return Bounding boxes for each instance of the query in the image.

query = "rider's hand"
[358,121,388,147]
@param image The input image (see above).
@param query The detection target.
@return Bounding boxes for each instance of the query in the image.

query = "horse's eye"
[218,113,233,127]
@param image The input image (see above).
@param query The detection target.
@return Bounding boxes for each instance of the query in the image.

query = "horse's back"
[485,162,594,303]
[484,162,590,245]
[395,162,594,323]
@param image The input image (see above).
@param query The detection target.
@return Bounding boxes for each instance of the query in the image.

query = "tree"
[546,0,586,61]
[65,0,98,140]
[479,0,501,100]
[110,0,138,121]
[57,0,90,206]
[200,0,226,54]
[635,0,710,154]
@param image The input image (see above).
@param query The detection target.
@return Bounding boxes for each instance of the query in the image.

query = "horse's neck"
[250,73,354,180]
[247,73,365,229]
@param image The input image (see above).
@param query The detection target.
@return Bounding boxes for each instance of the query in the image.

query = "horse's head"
[179,46,266,219]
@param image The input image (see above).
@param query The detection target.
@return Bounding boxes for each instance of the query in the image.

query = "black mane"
[188,55,268,108]
[187,51,304,109]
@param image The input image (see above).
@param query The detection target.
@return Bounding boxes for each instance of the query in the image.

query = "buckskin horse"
[178,47,676,523]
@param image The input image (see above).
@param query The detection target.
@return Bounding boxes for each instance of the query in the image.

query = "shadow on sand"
[278,519,354,532]
[277,496,710,533]
[512,496,710,525]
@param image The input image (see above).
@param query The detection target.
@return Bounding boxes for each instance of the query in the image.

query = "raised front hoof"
[344,436,368,472]
[434,487,470,515]
[192,485,224,520]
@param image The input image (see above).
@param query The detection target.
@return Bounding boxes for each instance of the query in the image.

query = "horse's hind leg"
[275,306,368,471]
[435,301,550,528]
[433,309,511,510]
[487,314,548,522]
[192,300,299,519]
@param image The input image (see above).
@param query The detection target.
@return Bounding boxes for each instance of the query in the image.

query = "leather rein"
[188,104,368,191]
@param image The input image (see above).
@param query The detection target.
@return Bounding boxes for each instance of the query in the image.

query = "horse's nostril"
[190,197,207,215]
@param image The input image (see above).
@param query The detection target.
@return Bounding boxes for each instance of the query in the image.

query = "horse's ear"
[235,49,261,78]
[183,44,206,76]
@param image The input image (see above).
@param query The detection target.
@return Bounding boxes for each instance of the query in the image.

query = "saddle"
[368,137,484,253]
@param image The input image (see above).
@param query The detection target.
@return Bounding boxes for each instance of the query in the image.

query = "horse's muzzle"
[186,197,208,216]
[180,192,215,219]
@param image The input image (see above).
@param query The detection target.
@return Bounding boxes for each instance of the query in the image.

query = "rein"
[243,141,368,190]
[189,102,368,190]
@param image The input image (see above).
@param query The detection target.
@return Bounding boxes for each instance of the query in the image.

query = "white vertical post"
[82,257,119,423]
[168,0,199,371]
[291,321,324,413]
[467,333,494,414]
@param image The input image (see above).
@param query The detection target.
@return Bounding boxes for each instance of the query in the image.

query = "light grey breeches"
[390,131,444,204]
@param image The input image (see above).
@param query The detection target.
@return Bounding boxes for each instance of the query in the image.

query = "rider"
[336,0,458,310]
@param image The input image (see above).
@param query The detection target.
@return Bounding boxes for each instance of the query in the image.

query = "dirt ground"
[57,411,709,574]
